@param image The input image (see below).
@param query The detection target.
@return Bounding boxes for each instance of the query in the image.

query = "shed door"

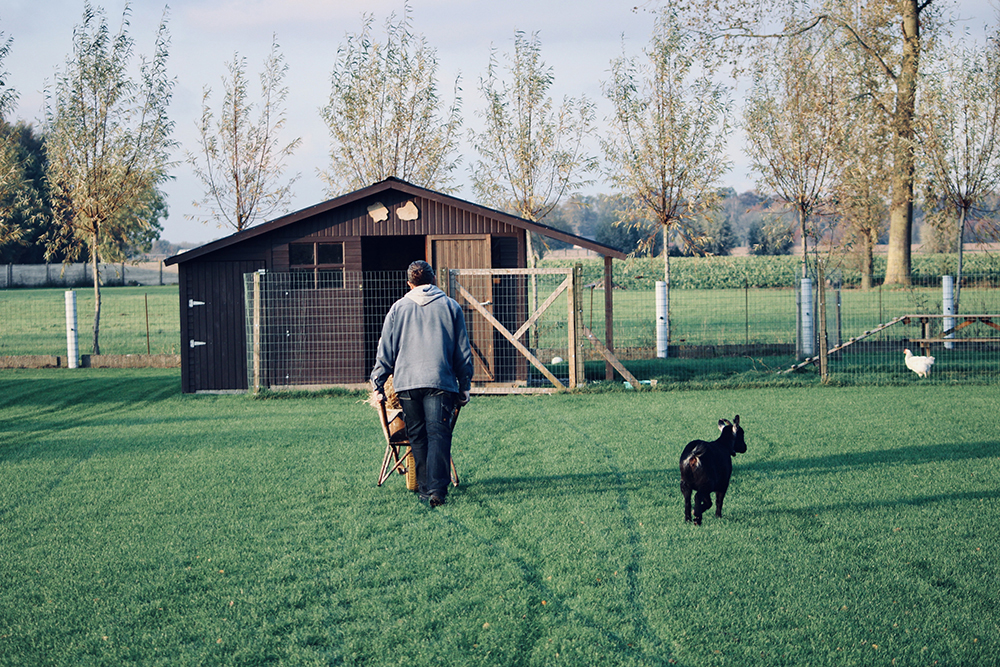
[184,259,266,392]
[428,235,494,381]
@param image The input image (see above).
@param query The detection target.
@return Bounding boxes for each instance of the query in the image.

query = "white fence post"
[65,290,79,369]
[942,275,955,350]
[800,278,814,357]
[655,281,668,358]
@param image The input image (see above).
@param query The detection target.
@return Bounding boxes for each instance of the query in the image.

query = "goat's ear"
[718,419,727,431]
[733,415,740,428]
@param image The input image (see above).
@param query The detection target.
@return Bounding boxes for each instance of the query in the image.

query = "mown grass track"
[1,369,997,666]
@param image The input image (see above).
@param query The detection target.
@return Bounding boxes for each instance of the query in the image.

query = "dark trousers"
[398,388,456,498]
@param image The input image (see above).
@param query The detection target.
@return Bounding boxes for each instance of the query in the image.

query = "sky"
[2,0,998,247]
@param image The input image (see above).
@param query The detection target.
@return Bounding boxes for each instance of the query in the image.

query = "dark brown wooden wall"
[175,191,527,392]
[180,259,265,393]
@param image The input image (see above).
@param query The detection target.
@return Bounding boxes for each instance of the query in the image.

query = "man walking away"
[371,261,473,507]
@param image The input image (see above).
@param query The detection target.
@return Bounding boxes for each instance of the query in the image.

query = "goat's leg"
[682,486,693,522]
[715,490,725,518]
[693,490,711,525]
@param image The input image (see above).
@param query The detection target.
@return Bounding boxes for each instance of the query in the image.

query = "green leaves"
[469,31,598,225]
[187,36,301,232]
[321,6,461,194]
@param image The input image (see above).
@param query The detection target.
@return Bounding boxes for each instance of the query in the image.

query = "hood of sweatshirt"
[404,283,446,306]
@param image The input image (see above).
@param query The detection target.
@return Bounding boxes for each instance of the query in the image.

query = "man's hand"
[458,390,471,406]
[373,389,386,404]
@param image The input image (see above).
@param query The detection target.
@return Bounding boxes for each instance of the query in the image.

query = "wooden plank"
[568,266,581,388]
[583,327,641,389]
[784,315,908,373]
[909,338,999,343]
[451,268,574,276]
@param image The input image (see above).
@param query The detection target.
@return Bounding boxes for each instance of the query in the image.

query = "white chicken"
[904,348,935,378]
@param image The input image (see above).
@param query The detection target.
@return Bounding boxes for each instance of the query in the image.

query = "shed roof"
[165,177,626,265]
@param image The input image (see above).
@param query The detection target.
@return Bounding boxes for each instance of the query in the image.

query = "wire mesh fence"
[244,271,406,390]
[243,269,587,391]
[2,266,997,387]
[0,286,180,357]
[599,272,1000,385]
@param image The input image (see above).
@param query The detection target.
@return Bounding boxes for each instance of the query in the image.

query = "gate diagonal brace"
[454,282,566,390]
[583,327,641,390]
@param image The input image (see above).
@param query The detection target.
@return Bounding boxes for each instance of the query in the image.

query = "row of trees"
[2,2,1000,352]
[683,0,1000,302]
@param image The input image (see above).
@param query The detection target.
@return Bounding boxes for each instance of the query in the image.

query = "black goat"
[679,416,746,525]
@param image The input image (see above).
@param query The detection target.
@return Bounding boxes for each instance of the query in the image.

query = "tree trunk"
[884,0,920,286]
[799,203,808,278]
[663,225,671,352]
[91,235,102,355]
[860,228,874,290]
[955,205,967,313]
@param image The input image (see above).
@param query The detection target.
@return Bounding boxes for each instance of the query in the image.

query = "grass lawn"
[1,369,998,666]
[0,286,180,356]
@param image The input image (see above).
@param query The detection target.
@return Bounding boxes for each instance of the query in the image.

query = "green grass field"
[4,281,997,356]
[0,286,181,356]
[1,369,998,666]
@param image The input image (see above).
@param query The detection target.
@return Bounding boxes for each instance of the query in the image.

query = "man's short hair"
[407,260,436,286]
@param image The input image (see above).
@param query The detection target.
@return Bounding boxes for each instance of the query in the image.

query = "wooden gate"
[445,267,639,392]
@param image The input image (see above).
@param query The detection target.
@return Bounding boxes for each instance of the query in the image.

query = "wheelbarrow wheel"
[405,451,417,491]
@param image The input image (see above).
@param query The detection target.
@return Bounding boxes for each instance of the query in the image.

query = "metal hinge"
[189,340,206,348]
[188,299,205,308]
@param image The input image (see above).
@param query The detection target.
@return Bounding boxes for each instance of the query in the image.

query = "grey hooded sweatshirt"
[370,284,474,395]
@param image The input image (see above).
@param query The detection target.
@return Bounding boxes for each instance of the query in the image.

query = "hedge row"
[541,253,1000,290]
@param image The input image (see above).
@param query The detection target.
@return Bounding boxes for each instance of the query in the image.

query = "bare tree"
[833,107,891,289]
[45,2,174,354]
[187,36,301,232]
[919,23,1000,312]
[743,24,841,278]
[678,0,951,285]
[469,29,597,344]
[602,9,731,354]
[320,5,461,194]
[469,31,597,230]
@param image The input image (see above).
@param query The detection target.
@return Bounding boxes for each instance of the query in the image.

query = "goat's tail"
[681,454,709,488]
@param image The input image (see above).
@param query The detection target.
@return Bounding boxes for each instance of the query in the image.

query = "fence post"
[65,290,79,369]
[817,263,828,382]
[800,277,815,357]
[655,281,668,358]
[943,275,955,350]
[568,264,584,388]
[835,277,842,348]
[604,255,614,381]
[252,270,263,393]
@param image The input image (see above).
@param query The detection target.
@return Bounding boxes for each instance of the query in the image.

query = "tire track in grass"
[433,397,677,664]
[535,397,670,655]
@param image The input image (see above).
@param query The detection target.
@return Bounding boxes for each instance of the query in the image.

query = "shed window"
[289,242,344,289]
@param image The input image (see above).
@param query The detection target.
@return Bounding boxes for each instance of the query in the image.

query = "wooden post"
[604,255,614,380]
[818,261,828,382]
[568,264,585,388]
[252,271,263,393]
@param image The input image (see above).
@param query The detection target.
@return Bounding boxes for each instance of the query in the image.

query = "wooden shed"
[165,177,625,394]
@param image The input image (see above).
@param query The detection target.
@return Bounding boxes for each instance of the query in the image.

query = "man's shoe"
[429,495,445,508]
